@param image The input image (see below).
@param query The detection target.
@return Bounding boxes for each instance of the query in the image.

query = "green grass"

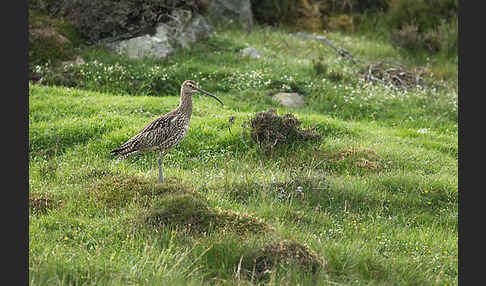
[29,26,457,285]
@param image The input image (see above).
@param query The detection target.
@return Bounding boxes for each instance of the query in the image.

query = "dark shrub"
[386,0,457,32]
[251,0,389,27]
[251,0,323,31]
[29,9,81,68]
[391,17,457,54]
[63,0,200,41]
[385,0,457,53]
[32,0,203,43]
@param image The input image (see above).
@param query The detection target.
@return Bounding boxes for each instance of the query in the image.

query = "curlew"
[110,80,224,183]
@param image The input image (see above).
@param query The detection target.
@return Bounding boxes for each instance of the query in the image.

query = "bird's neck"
[177,94,193,118]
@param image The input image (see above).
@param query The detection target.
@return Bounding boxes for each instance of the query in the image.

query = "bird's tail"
[110,145,138,161]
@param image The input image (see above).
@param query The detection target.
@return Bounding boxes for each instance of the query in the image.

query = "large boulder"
[107,12,213,60]
[208,0,253,30]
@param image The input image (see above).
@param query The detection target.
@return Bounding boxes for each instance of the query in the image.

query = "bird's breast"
[170,116,190,144]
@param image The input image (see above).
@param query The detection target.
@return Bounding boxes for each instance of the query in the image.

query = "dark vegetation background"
[29,0,458,73]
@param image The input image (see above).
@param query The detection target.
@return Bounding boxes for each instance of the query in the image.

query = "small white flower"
[417,128,429,134]
[295,186,304,194]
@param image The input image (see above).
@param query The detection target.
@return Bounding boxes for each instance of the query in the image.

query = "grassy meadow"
[29,26,458,285]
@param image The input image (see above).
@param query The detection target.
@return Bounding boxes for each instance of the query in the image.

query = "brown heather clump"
[244,109,321,152]
[325,14,354,33]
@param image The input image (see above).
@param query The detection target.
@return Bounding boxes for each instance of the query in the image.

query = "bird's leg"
[158,152,163,183]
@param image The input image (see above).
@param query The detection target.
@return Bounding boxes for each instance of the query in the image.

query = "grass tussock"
[145,194,272,236]
[228,175,322,204]
[213,208,274,236]
[244,109,321,153]
[30,193,62,214]
[88,174,195,208]
[243,240,326,281]
[324,147,391,174]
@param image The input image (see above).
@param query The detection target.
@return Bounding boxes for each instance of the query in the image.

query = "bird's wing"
[140,111,177,134]
[112,112,177,155]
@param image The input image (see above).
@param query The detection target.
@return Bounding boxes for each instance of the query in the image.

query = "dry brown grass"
[360,61,425,89]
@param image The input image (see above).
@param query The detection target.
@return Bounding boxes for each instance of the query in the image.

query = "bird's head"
[181,80,224,105]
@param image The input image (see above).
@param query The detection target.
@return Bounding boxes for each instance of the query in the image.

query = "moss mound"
[324,147,390,174]
[88,174,194,208]
[213,208,273,236]
[243,240,326,281]
[145,194,272,235]
[87,174,272,235]
[244,109,321,152]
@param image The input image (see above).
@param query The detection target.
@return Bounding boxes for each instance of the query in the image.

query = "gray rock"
[272,93,305,108]
[208,0,253,30]
[108,24,174,60]
[107,12,213,60]
[175,13,214,49]
[240,47,262,59]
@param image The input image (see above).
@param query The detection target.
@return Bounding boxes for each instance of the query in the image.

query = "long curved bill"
[195,87,224,105]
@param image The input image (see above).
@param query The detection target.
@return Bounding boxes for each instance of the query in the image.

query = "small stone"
[272,92,304,108]
[240,47,262,59]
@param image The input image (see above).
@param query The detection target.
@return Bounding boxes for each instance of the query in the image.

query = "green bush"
[250,0,323,30]
[251,0,390,25]
[385,0,457,53]
[354,0,389,12]
[250,0,289,26]
[250,0,389,28]
[29,0,67,16]
[29,31,74,67]
[320,0,388,13]
[386,0,457,32]
[391,17,457,54]
[29,10,81,68]
[435,17,458,56]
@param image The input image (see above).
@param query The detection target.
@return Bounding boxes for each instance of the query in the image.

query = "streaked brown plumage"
[110,80,223,182]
